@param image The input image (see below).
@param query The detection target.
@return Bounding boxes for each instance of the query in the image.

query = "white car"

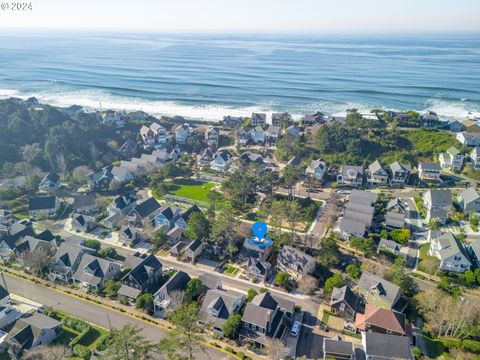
[290,321,301,337]
[164,266,174,272]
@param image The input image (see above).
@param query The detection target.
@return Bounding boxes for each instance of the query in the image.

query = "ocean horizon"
[1,31,479,121]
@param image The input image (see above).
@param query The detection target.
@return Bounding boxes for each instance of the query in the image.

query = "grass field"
[155,179,219,203]
[224,265,240,276]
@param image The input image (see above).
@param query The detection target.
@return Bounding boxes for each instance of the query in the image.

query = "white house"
[205,126,219,148]
[250,126,265,144]
[175,123,191,144]
[457,132,480,146]
[439,147,464,172]
[428,231,471,273]
[210,151,233,172]
[470,146,480,169]
[418,162,441,182]
[458,187,480,213]
[306,159,326,180]
[337,165,364,187]
[423,189,452,224]
[367,160,389,185]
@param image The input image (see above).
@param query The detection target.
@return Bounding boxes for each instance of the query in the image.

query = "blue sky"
[1,0,479,33]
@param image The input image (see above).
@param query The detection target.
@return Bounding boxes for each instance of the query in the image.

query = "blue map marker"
[248,221,273,248]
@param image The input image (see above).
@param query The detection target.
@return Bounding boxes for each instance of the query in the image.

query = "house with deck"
[153,270,191,317]
[458,187,480,212]
[175,123,191,144]
[355,304,407,336]
[205,126,219,148]
[39,172,60,192]
[337,165,364,187]
[457,132,480,146]
[330,285,360,322]
[439,146,464,172]
[49,243,92,282]
[223,115,243,130]
[423,189,452,224]
[418,162,441,182]
[251,113,266,127]
[428,231,471,273]
[389,162,411,184]
[210,150,233,172]
[119,254,163,302]
[357,271,404,311]
[277,245,316,280]
[367,160,389,185]
[73,254,121,291]
[305,159,326,180]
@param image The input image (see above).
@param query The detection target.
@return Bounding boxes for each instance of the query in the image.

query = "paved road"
[296,312,323,359]
[4,273,233,360]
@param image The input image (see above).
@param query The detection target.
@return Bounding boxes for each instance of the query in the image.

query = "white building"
[428,231,471,273]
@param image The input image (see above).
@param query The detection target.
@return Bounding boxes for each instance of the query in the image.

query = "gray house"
[277,245,316,280]
[49,243,92,282]
[119,254,163,301]
[330,285,359,322]
[458,187,480,213]
[73,254,121,291]
[153,270,191,317]
[367,160,389,185]
[423,189,452,224]
[389,162,411,184]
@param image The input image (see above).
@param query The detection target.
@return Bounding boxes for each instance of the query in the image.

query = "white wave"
[424,98,480,119]
[0,88,19,97]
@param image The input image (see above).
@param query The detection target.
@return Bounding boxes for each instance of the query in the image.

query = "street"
[3,273,234,360]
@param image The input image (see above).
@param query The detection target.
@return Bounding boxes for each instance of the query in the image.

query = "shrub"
[96,333,113,352]
[73,344,92,360]
[84,239,101,251]
[237,351,245,359]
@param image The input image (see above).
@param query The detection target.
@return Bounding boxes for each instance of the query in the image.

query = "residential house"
[378,238,406,258]
[330,285,360,322]
[174,205,201,230]
[102,111,124,127]
[323,337,355,360]
[457,132,480,146]
[0,283,11,326]
[199,273,222,290]
[428,231,471,273]
[197,147,214,167]
[237,127,252,146]
[169,242,187,257]
[166,225,183,244]
[462,119,480,133]
[271,112,292,127]
[468,240,480,267]
[470,146,480,169]
[174,123,191,144]
[244,258,271,283]
[362,332,414,360]
[250,126,265,144]
[337,165,364,187]
[28,196,60,218]
[422,110,439,126]
[0,210,12,226]
[306,159,326,180]
[72,214,96,233]
[418,162,441,182]
[72,193,97,215]
[338,190,377,240]
[251,113,266,127]
[119,138,138,158]
[140,125,156,146]
[357,271,403,311]
[38,172,60,192]
[241,237,272,261]
[150,123,171,145]
[49,243,92,282]
[301,112,324,126]
[183,239,203,263]
[6,313,61,358]
[205,126,219,148]
[389,162,411,184]
[127,197,162,227]
[277,246,316,280]
[423,189,452,224]
[118,254,163,301]
[153,270,191,317]
[223,115,243,130]
[111,165,135,183]
[239,292,295,348]
[102,194,136,228]
[355,304,407,336]
[198,289,245,336]
[210,150,233,172]
[154,205,182,229]
[458,187,480,212]
[265,125,281,146]
[449,120,463,132]
[119,226,140,244]
[367,160,389,185]
[385,212,405,229]
[439,147,464,172]
[87,166,113,190]
[73,254,121,291]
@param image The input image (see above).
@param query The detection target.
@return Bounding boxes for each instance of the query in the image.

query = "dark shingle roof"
[363,332,413,359]
[28,196,57,211]
[133,197,161,218]
[158,271,191,297]
[330,285,359,311]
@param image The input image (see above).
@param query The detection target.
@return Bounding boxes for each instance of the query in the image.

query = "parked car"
[290,321,301,337]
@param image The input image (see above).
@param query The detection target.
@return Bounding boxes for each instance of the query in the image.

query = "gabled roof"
[430,231,470,261]
[156,270,191,297]
[122,254,162,287]
[54,242,86,268]
[355,304,406,334]
[6,313,60,351]
[390,161,411,173]
[358,271,401,305]
[198,289,244,327]
[425,189,452,207]
[186,239,202,252]
[323,338,354,358]
[277,245,315,274]
[331,285,359,311]
[28,196,57,211]
[446,146,461,156]
[180,205,201,223]
[72,193,96,210]
[419,161,441,171]
[73,254,120,286]
[363,332,413,360]
[368,160,387,175]
[247,258,270,275]
[41,172,60,185]
[243,292,295,328]
[459,187,480,205]
[133,197,161,219]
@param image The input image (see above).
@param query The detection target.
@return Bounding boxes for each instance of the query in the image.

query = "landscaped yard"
[224,265,241,276]
[153,179,222,204]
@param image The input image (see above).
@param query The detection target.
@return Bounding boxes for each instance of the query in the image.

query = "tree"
[464,270,476,287]
[104,324,154,360]
[281,165,304,200]
[349,237,376,257]
[246,288,257,302]
[265,338,288,360]
[23,345,69,360]
[270,200,286,237]
[346,264,362,280]
[389,229,410,246]
[298,275,317,295]
[22,248,52,276]
[84,239,101,251]
[184,212,210,240]
[324,273,344,294]
[222,314,242,339]
[284,200,303,242]
[135,294,154,313]
[420,256,440,278]
[317,236,340,268]
[275,272,290,288]
[160,303,204,360]
[99,247,117,259]
[103,280,121,298]
[152,228,168,252]
[210,203,239,248]
[184,278,203,303]
[428,218,441,231]
[386,258,418,297]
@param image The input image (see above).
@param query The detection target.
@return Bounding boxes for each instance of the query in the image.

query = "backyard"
[153,178,222,204]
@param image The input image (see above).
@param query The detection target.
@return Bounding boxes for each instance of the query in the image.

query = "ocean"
[0,31,479,121]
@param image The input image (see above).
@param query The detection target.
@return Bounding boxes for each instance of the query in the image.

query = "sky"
[0,0,479,33]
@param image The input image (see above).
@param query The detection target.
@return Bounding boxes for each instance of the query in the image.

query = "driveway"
[296,312,324,359]
[3,273,234,360]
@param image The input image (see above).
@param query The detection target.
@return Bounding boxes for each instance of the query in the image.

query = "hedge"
[62,316,92,347]
[96,333,113,352]
[440,337,480,354]
[73,344,92,360]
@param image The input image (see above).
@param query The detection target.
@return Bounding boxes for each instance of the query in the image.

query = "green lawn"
[53,326,79,346]
[419,243,430,260]
[462,165,480,181]
[224,265,240,276]
[423,336,445,358]
[413,196,426,218]
[154,179,221,203]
